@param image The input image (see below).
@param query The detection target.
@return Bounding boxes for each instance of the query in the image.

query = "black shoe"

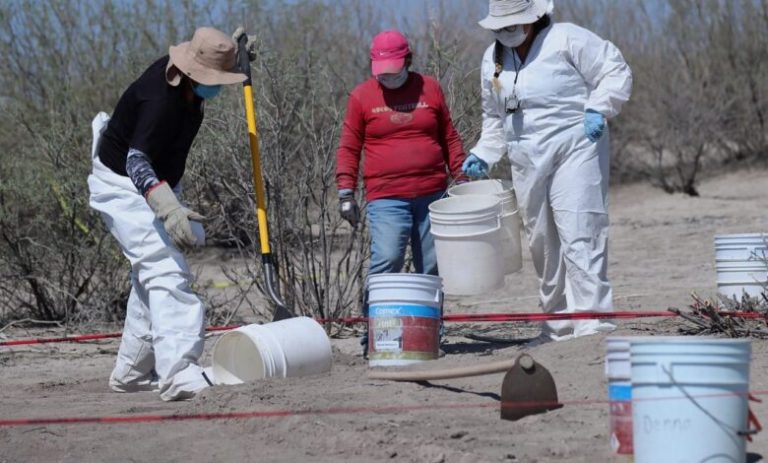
[360,331,369,359]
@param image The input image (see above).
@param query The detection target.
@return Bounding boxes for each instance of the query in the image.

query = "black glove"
[338,190,360,228]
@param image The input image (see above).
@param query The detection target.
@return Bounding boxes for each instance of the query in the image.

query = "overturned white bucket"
[429,194,504,295]
[604,337,633,455]
[630,337,751,463]
[715,233,768,299]
[211,317,332,385]
[367,273,442,367]
[448,180,522,274]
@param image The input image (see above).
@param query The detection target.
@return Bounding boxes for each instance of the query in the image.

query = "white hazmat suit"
[87,112,210,400]
[471,22,632,339]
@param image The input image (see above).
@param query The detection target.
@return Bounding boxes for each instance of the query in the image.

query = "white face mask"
[377,67,409,89]
[494,25,528,48]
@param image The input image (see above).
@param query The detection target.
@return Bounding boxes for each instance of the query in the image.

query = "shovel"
[367,353,561,421]
[236,32,294,321]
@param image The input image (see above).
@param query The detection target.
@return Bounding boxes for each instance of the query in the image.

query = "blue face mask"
[193,83,222,100]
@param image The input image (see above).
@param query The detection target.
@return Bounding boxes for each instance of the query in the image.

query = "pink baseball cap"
[370,30,410,76]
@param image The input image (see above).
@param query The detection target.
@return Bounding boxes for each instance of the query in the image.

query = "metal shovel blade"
[500,353,562,421]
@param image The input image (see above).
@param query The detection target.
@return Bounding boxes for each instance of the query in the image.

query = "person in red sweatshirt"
[336,29,467,280]
[336,29,467,356]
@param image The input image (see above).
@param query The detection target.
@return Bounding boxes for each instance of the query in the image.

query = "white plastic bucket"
[429,195,505,295]
[367,273,442,367]
[604,337,633,455]
[715,233,768,261]
[714,234,768,299]
[448,180,522,274]
[630,337,751,463]
[211,317,332,385]
[715,261,768,299]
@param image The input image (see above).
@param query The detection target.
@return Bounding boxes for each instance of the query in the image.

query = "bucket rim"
[715,233,768,240]
[447,179,514,197]
[211,328,275,382]
[628,336,752,345]
[366,273,443,284]
[428,194,501,214]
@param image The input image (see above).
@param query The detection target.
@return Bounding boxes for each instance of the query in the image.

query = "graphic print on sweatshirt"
[372,101,430,125]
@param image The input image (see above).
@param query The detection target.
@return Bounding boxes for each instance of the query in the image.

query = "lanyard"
[505,47,527,114]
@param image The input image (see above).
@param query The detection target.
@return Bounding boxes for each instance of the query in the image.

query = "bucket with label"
[714,233,768,299]
[630,337,752,463]
[211,317,332,385]
[448,179,522,274]
[604,337,633,455]
[367,273,442,367]
[428,194,504,295]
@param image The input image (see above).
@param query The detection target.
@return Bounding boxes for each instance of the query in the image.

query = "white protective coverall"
[471,23,632,339]
[87,112,210,400]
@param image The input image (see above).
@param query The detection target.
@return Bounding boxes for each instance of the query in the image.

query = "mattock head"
[500,353,563,421]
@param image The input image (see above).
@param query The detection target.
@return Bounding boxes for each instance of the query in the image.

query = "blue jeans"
[361,191,443,356]
[367,190,443,276]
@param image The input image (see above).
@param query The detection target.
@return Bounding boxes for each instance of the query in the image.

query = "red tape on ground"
[0,325,241,347]
[2,311,765,347]
[1,390,766,428]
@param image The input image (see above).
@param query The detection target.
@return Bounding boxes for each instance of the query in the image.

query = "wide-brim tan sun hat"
[166,26,247,87]
[479,0,550,30]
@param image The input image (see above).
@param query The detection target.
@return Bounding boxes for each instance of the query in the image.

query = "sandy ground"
[2,170,768,463]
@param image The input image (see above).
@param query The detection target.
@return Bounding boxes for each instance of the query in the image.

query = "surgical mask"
[377,68,409,89]
[494,25,528,48]
[193,83,222,99]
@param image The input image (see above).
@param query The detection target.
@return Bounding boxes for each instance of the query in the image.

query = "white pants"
[511,133,615,340]
[87,113,209,400]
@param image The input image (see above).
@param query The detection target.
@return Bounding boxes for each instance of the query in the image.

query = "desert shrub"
[2,0,767,327]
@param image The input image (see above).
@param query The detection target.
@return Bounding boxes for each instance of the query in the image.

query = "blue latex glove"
[461,153,489,178]
[584,109,605,143]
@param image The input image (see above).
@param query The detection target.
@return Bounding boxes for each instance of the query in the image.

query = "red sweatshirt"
[336,72,467,201]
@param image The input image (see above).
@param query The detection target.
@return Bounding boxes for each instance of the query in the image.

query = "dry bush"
[672,293,768,339]
[0,0,217,324]
[2,0,768,327]
[562,0,768,194]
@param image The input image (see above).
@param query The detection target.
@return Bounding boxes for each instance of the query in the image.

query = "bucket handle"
[660,363,758,440]
[739,394,763,442]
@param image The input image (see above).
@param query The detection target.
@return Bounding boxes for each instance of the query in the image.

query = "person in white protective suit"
[87,27,247,400]
[463,0,633,341]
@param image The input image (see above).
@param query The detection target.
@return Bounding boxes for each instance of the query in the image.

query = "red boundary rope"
[1,311,765,347]
[1,390,765,428]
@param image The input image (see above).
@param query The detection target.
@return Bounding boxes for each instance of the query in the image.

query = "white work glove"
[145,181,204,250]
[232,26,257,62]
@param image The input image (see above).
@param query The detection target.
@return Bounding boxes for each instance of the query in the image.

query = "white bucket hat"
[479,0,551,30]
